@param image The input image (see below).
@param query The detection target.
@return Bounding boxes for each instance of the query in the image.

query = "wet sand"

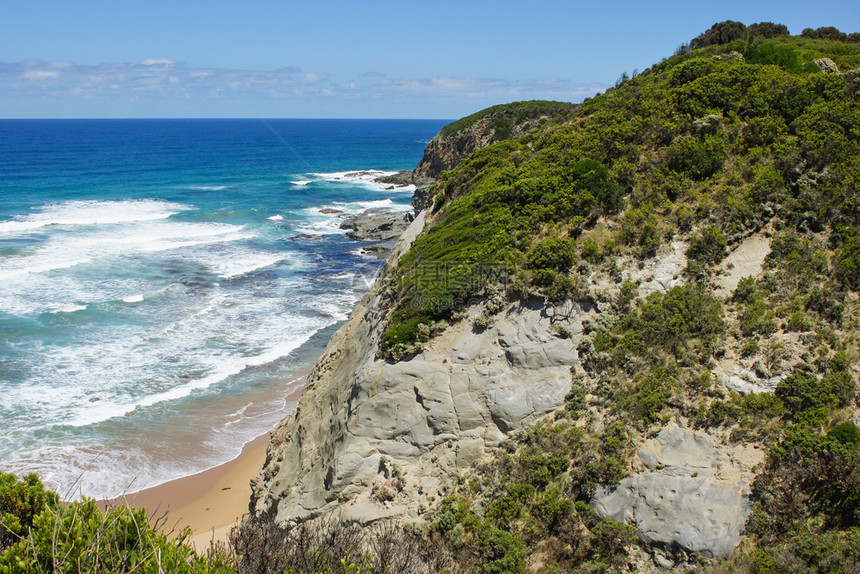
[105,383,305,550]
[110,432,269,549]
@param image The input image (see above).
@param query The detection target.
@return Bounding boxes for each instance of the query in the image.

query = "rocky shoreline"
[336,171,432,257]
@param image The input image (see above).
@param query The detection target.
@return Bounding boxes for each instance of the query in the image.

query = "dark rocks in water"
[359,243,394,259]
[319,208,344,215]
[373,170,435,214]
[340,210,413,242]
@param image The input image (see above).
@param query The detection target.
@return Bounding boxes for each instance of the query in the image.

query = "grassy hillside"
[380,28,860,362]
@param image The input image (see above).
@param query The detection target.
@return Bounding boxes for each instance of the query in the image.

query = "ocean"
[0,118,447,499]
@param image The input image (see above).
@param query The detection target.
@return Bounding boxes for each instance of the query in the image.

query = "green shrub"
[477,528,526,574]
[739,295,779,336]
[0,496,232,574]
[580,238,603,263]
[586,518,638,569]
[619,204,661,257]
[610,285,725,363]
[785,310,812,332]
[617,365,678,424]
[686,225,728,265]
[743,116,787,148]
[527,238,576,272]
[0,473,58,554]
[532,487,573,531]
[835,234,860,290]
[733,276,757,303]
[774,370,854,425]
[667,135,727,180]
[743,41,819,74]
[486,484,533,527]
[827,422,860,447]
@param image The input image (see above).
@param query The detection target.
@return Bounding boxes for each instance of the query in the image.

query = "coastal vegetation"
[371,21,860,573]
[378,22,860,364]
[0,471,234,573]
[3,20,860,574]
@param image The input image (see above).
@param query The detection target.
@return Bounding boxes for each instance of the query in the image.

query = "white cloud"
[0,58,605,117]
[23,70,60,81]
[139,58,177,67]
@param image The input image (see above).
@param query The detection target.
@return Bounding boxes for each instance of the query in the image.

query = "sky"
[2,0,859,119]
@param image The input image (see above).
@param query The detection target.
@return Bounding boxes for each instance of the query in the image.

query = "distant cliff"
[410,101,575,211]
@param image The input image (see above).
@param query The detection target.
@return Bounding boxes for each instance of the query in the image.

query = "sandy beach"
[109,431,269,549]
[104,384,305,550]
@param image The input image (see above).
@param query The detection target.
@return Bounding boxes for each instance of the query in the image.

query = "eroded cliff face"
[247,222,774,560]
[245,123,770,562]
[249,209,582,524]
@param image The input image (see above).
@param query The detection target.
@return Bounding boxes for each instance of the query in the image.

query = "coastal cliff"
[245,26,860,573]
[250,211,579,525]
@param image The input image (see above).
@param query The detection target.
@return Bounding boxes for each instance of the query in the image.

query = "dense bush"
[686,226,727,266]
[596,285,725,365]
[527,238,576,272]
[231,518,452,574]
[379,32,860,356]
[0,472,232,574]
[0,473,57,555]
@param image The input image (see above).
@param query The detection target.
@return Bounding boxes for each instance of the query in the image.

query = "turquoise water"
[0,119,446,498]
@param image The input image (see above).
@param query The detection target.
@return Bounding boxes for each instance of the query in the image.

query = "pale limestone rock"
[594,474,749,556]
[716,233,770,297]
[592,424,759,557]
[711,51,745,62]
[715,365,786,394]
[814,57,840,74]
[249,211,582,525]
[588,240,688,299]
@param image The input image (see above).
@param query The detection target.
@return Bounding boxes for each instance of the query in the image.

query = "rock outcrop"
[248,217,765,559]
[592,424,763,558]
[711,50,745,62]
[339,210,413,242]
[249,219,584,523]
[814,57,840,74]
[373,171,435,214]
[411,102,575,210]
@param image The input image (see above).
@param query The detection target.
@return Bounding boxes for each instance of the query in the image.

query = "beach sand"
[106,380,307,549]
[110,432,269,549]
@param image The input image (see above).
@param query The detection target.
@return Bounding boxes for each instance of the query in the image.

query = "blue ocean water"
[0,118,446,499]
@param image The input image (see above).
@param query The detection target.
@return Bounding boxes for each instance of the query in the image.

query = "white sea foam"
[187,185,230,191]
[291,180,312,186]
[50,304,88,313]
[122,294,144,303]
[333,198,412,212]
[267,214,283,221]
[0,199,190,235]
[307,169,413,193]
[211,253,285,279]
[0,221,248,282]
[293,216,348,236]
[63,320,324,428]
[294,197,410,237]
[310,169,396,182]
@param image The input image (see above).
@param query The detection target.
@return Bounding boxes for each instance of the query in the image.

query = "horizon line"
[0,116,456,121]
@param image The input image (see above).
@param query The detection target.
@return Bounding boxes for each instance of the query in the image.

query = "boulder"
[814,58,840,74]
[592,425,755,557]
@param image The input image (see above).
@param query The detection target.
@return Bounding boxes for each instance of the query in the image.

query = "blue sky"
[2,0,858,119]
